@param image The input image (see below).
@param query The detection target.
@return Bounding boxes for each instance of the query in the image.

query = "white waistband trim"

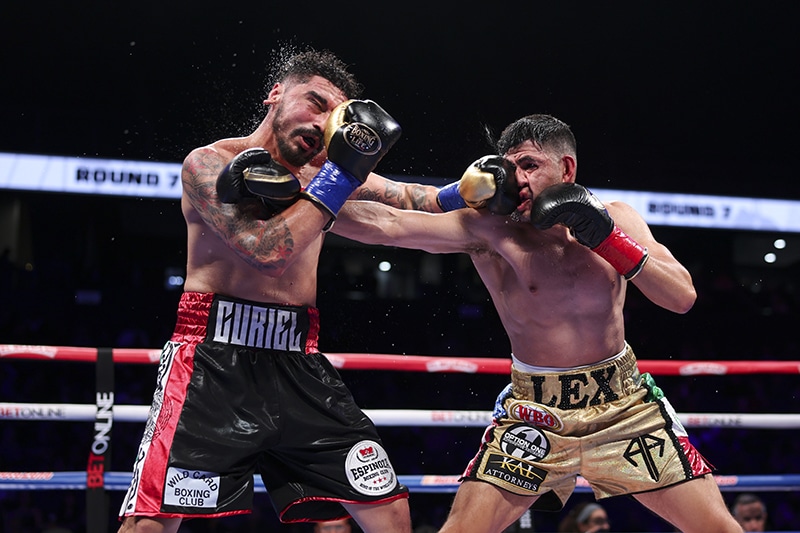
[511,343,629,374]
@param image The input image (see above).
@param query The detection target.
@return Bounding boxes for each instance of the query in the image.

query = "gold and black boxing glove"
[323,99,403,183]
[302,100,402,224]
[216,148,301,211]
[437,155,520,214]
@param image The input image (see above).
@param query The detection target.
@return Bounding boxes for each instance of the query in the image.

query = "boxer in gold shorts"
[461,344,712,510]
[335,113,744,532]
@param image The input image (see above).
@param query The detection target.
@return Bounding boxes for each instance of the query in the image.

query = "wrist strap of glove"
[592,226,649,280]
[301,160,362,229]
[437,181,467,212]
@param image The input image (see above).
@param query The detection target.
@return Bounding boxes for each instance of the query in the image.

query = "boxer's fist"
[530,182,613,247]
[531,183,648,279]
[438,155,520,214]
[301,100,402,224]
[217,148,300,208]
[324,99,402,182]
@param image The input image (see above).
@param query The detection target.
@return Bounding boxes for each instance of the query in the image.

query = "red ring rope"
[1,344,798,375]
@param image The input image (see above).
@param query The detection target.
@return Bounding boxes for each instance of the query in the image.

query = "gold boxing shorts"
[460,344,712,511]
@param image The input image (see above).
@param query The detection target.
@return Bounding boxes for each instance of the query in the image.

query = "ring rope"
[1,472,798,493]
[1,344,798,375]
[2,402,799,429]
[2,345,797,503]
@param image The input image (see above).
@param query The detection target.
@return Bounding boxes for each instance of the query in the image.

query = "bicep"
[182,148,274,257]
[182,147,227,219]
[607,202,666,257]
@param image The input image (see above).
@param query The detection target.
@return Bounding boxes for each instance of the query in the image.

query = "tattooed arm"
[181,145,328,277]
[357,172,445,212]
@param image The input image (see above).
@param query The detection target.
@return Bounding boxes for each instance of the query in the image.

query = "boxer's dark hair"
[271,48,363,100]
[497,114,577,158]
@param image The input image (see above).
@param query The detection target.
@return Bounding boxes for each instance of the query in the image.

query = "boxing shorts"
[460,343,713,511]
[119,291,408,523]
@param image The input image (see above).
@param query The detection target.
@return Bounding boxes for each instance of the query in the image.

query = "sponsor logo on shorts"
[624,434,665,482]
[500,424,550,461]
[163,467,220,509]
[507,400,563,430]
[345,440,397,496]
[482,453,548,493]
[213,300,302,350]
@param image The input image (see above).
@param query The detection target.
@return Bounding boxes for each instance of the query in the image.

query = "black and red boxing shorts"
[119,291,408,523]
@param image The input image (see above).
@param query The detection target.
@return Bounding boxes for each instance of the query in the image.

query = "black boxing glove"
[437,155,520,214]
[302,100,402,222]
[324,99,402,183]
[531,182,649,280]
[217,148,300,209]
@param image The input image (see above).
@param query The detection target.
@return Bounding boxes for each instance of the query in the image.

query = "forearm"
[183,150,328,276]
[530,185,696,314]
[354,154,519,215]
[334,201,398,244]
[335,201,471,254]
[217,201,328,276]
[628,243,696,313]
[355,173,444,212]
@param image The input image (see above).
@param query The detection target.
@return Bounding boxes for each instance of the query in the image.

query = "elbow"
[232,234,295,277]
[675,287,697,314]
[260,264,289,278]
[256,253,293,278]
[241,250,292,278]
[668,266,697,314]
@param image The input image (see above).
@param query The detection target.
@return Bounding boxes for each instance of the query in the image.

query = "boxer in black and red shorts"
[119,292,408,522]
[116,47,454,533]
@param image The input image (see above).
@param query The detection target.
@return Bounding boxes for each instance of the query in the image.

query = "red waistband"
[172,292,320,354]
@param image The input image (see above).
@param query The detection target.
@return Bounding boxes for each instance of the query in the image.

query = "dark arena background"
[2,3,799,532]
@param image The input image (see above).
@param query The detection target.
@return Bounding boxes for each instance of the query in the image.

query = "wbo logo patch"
[507,400,563,430]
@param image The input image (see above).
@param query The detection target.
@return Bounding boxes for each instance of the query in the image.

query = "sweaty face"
[504,140,569,222]
[270,76,347,168]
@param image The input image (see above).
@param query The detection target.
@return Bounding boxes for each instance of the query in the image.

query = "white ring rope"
[1,346,797,499]
[2,471,799,493]
[1,402,798,429]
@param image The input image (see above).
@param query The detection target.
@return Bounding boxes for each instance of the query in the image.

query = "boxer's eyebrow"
[307,90,329,110]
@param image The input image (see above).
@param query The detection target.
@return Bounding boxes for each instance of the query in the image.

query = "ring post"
[86,347,115,533]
